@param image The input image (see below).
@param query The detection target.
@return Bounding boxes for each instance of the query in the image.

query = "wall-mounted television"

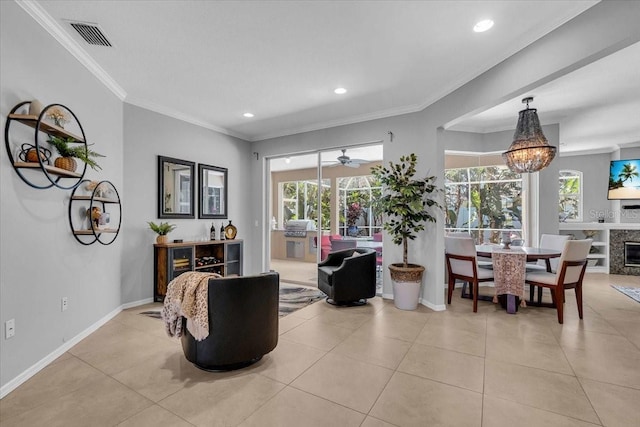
[608,159,640,200]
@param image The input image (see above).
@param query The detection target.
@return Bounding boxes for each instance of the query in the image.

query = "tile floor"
[1,273,639,426]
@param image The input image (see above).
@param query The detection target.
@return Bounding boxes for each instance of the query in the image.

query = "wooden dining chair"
[527,233,571,303]
[525,239,592,324]
[445,236,494,312]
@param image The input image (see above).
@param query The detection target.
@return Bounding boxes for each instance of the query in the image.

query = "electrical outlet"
[5,319,15,339]
[61,297,68,312]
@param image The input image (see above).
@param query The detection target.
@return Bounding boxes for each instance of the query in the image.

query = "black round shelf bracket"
[4,101,88,190]
[69,179,122,246]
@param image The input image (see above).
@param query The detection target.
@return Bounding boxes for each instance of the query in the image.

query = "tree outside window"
[338,175,383,237]
[445,166,522,244]
[559,170,582,222]
[281,180,331,229]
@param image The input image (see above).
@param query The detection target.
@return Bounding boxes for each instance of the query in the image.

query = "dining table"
[475,245,562,270]
[473,244,562,308]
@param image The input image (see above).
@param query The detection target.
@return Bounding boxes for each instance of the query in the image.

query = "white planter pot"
[389,263,424,310]
[392,280,421,310]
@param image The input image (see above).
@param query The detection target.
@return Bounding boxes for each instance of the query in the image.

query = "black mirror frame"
[198,163,228,219]
[158,156,195,219]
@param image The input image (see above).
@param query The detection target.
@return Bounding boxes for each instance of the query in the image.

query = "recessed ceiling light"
[284,157,291,164]
[473,19,494,33]
[243,112,254,118]
[334,87,347,95]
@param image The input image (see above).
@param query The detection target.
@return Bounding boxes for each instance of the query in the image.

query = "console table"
[153,239,243,301]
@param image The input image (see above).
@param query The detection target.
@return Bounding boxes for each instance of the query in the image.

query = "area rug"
[611,285,640,303]
[140,283,325,320]
[278,283,326,317]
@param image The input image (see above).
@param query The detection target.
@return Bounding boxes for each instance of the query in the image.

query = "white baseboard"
[0,298,153,399]
[420,298,446,311]
[381,293,446,311]
[121,297,154,310]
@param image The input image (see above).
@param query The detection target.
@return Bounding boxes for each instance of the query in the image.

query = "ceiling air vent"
[68,21,112,47]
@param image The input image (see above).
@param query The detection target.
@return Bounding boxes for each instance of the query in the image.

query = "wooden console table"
[153,239,243,301]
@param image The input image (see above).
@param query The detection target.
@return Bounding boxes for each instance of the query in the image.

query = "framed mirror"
[158,156,195,218]
[198,163,228,219]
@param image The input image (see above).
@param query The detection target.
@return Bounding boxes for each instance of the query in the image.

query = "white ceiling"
[27,0,610,146]
[448,41,640,154]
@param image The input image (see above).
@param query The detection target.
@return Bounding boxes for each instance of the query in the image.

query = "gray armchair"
[317,248,376,306]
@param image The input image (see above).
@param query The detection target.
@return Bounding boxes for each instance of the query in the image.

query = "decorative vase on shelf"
[224,220,237,240]
[28,99,43,116]
[348,225,358,237]
[54,156,77,172]
[156,235,168,244]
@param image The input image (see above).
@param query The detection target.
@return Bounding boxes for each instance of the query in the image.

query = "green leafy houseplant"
[371,153,443,268]
[48,135,105,171]
[371,153,443,310]
[147,221,177,236]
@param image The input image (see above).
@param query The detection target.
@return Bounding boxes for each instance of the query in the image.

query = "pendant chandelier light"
[502,97,556,173]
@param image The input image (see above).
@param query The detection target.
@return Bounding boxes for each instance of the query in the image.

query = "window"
[338,175,383,237]
[559,170,582,222]
[445,166,523,244]
[280,180,331,229]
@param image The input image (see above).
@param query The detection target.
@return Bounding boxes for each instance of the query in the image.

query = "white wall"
[121,104,253,303]
[1,1,123,389]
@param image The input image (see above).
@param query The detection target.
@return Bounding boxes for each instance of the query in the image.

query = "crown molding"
[558,146,616,157]
[17,0,126,100]
[124,97,249,141]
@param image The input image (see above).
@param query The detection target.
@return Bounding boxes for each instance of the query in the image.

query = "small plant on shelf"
[148,221,176,244]
[48,135,105,172]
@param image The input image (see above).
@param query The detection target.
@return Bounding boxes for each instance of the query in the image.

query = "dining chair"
[525,239,592,324]
[527,233,571,303]
[445,236,494,312]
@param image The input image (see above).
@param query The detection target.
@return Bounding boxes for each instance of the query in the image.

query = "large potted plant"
[371,153,442,310]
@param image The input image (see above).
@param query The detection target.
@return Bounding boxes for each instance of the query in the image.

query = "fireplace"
[624,242,640,267]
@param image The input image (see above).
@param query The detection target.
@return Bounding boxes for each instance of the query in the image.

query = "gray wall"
[1,1,123,389]
[555,152,611,223]
[249,1,640,310]
[444,125,560,239]
[2,0,639,392]
[121,104,253,303]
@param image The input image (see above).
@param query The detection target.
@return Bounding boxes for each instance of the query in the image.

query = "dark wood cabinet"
[153,239,243,301]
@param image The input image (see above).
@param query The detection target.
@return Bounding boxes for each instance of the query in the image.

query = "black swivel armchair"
[181,272,279,371]
[317,248,376,305]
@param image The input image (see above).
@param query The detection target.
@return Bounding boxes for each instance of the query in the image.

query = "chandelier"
[502,97,556,173]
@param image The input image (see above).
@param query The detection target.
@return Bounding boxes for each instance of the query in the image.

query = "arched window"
[338,175,383,237]
[559,170,582,222]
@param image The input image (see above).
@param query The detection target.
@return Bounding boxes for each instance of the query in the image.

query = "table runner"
[491,249,527,307]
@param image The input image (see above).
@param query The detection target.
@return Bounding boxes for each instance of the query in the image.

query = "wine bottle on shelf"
[210,222,215,240]
[219,222,226,240]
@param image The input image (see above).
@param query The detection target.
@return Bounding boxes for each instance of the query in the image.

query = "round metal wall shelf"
[4,101,88,190]
[69,179,122,245]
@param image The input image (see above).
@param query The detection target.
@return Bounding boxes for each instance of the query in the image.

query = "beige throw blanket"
[162,271,222,341]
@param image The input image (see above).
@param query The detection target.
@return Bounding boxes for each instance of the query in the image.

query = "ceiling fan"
[325,149,369,168]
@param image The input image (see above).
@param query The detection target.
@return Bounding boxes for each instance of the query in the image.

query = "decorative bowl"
[583,230,598,239]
